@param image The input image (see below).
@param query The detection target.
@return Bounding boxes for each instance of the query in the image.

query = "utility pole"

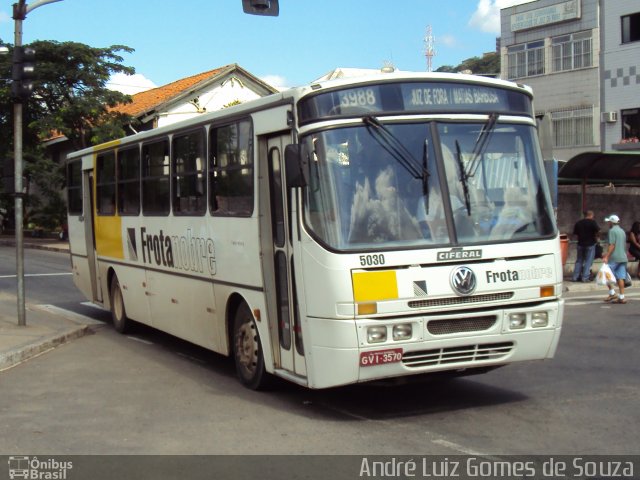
[11,0,62,326]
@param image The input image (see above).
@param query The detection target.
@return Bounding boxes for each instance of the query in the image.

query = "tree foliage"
[27,40,136,150]
[436,51,500,76]
[0,40,136,230]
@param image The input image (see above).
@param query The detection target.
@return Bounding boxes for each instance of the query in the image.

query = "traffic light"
[242,0,279,16]
[11,46,36,101]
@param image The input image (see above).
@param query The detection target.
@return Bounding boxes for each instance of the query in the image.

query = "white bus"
[66,72,564,390]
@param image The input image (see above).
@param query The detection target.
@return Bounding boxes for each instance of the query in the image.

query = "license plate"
[360,348,403,367]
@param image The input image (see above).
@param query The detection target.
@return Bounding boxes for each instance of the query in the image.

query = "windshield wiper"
[466,112,498,178]
[363,116,430,186]
[455,140,471,216]
[455,113,499,216]
[422,138,430,214]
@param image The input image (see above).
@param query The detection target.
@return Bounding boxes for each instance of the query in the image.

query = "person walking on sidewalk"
[628,221,640,278]
[602,214,628,304]
[571,210,600,282]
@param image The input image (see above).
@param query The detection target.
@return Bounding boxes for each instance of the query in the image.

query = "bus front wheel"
[233,303,270,390]
[109,275,130,334]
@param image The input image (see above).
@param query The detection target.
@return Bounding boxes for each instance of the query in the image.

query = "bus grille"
[402,342,514,368]
[408,292,513,309]
[427,315,497,335]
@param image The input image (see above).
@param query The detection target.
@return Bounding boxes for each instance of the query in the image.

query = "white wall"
[156,77,266,128]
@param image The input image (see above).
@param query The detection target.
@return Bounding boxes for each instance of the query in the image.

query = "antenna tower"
[424,25,436,72]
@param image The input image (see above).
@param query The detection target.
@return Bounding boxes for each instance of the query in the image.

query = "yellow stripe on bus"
[352,270,398,302]
[94,215,124,259]
[93,139,121,152]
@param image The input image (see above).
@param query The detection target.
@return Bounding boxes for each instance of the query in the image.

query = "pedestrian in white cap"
[602,214,628,304]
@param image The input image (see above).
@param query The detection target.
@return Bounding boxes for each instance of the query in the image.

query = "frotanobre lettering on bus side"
[129,227,216,276]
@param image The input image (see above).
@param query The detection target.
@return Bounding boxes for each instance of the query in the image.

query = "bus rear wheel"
[233,303,271,390]
[109,275,130,334]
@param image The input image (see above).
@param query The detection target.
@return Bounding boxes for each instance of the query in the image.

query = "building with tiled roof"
[114,63,279,132]
[44,64,278,166]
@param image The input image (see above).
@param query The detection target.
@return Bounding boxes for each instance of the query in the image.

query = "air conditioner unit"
[602,111,618,123]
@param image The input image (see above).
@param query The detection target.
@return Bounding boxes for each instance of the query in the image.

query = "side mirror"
[285,144,308,188]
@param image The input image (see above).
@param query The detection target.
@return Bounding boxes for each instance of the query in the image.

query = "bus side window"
[209,120,253,217]
[117,147,141,216]
[172,129,206,215]
[67,160,83,215]
[96,151,116,216]
[142,139,170,215]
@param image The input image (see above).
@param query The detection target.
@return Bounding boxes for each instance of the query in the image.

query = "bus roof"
[67,71,533,160]
[301,71,533,97]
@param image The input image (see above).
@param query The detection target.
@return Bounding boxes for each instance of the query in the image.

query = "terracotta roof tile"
[114,65,231,117]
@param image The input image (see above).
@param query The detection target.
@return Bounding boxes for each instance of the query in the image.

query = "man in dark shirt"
[571,210,600,282]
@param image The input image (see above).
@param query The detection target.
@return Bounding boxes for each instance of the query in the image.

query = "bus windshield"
[301,120,555,251]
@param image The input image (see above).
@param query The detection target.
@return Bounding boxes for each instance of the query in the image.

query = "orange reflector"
[253,309,261,321]
[357,303,377,316]
[540,285,554,297]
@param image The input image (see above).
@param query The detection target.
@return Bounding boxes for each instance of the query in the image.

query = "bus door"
[262,134,306,379]
[86,170,104,303]
[79,164,102,303]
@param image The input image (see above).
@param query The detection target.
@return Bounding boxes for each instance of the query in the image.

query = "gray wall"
[557,184,640,235]
[557,184,640,276]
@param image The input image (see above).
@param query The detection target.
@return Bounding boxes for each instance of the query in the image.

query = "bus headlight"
[392,324,412,341]
[367,326,387,343]
[531,312,549,328]
[509,313,527,329]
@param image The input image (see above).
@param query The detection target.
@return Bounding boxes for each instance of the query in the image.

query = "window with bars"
[550,106,594,148]
[552,31,592,72]
[507,40,545,79]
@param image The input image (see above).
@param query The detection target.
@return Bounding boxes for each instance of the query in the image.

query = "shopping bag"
[595,263,615,286]
[624,272,632,288]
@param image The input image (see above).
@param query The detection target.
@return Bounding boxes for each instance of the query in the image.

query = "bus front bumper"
[304,299,563,389]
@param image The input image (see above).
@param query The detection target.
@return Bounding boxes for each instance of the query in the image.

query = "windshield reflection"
[301,121,555,251]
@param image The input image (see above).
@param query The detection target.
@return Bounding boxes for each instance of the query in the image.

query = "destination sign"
[299,81,533,124]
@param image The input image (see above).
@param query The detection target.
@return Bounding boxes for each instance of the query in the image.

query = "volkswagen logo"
[450,266,477,296]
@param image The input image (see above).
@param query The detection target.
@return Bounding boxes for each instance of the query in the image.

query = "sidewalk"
[0,295,98,371]
[0,235,99,371]
[0,235,631,372]
[0,233,70,253]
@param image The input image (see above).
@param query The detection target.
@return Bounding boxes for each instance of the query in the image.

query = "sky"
[0,0,534,93]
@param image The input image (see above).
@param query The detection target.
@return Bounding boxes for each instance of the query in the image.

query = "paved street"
[1,246,639,455]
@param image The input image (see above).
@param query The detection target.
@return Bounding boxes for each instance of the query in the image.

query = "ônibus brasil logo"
[8,456,73,479]
[127,227,216,276]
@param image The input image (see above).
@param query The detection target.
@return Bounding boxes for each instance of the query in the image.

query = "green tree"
[29,40,136,150]
[0,40,136,231]
[436,51,500,75]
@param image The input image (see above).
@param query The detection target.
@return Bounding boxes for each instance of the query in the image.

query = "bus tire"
[233,303,271,390]
[109,275,130,334]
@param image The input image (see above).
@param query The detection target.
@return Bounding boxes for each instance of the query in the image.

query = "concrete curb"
[0,238,69,254]
[0,324,91,371]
